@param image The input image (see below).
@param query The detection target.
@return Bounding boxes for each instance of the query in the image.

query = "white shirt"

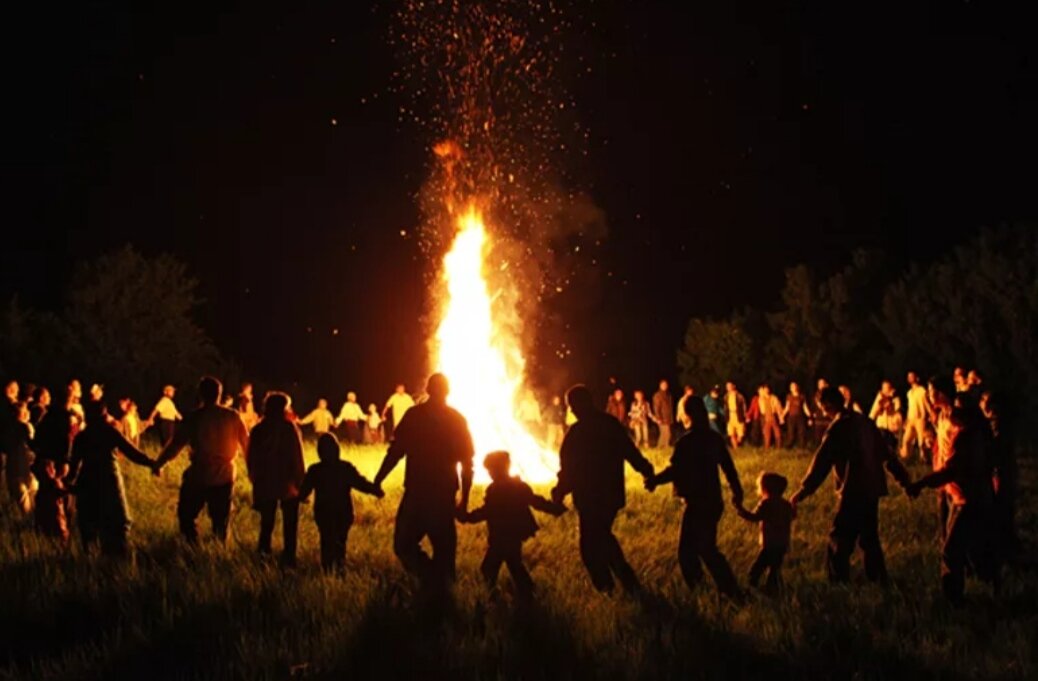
[153,396,181,421]
[385,392,415,424]
[338,401,365,422]
[906,385,929,421]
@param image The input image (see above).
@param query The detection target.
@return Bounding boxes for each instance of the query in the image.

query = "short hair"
[565,384,593,414]
[759,472,788,497]
[317,433,341,462]
[682,395,709,427]
[198,376,222,404]
[84,399,108,425]
[426,373,449,400]
[263,391,290,418]
[928,375,955,401]
[483,450,511,472]
[818,386,844,411]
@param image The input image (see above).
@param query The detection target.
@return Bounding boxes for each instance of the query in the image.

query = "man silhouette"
[552,384,656,593]
[374,373,474,586]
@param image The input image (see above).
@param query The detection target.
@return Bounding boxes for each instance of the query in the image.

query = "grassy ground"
[0,441,1035,680]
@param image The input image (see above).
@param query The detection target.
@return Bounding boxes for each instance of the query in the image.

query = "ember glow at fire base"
[432,206,558,484]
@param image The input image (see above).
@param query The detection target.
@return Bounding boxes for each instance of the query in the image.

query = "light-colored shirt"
[906,385,930,421]
[385,392,415,425]
[299,408,335,433]
[158,405,249,486]
[338,401,365,423]
[759,394,782,418]
[153,396,182,421]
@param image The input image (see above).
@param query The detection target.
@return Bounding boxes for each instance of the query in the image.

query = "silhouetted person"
[552,384,655,594]
[462,451,565,599]
[155,377,249,544]
[736,472,795,593]
[299,433,384,571]
[907,397,999,605]
[33,396,77,480]
[605,388,627,426]
[5,401,36,516]
[67,401,155,556]
[790,387,913,584]
[981,391,1020,563]
[649,397,742,597]
[373,373,474,587]
[810,378,831,445]
[652,380,674,447]
[246,392,305,566]
[34,459,70,542]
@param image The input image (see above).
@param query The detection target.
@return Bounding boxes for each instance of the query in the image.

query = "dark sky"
[4,1,1036,403]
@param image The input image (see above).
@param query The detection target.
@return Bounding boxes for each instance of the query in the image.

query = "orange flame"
[433,205,558,484]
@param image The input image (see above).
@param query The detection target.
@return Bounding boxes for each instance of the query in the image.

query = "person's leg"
[677,507,704,590]
[578,508,616,593]
[281,498,300,565]
[255,499,276,554]
[392,494,432,578]
[427,504,458,585]
[748,547,768,588]
[693,513,740,596]
[764,548,786,593]
[659,424,671,448]
[481,544,505,591]
[858,498,888,584]
[177,483,206,543]
[937,490,950,543]
[601,510,640,592]
[827,501,859,583]
[503,543,535,598]
[941,504,970,606]
[207,483,233,543]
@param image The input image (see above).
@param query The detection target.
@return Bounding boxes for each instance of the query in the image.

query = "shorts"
[727,419,745,440]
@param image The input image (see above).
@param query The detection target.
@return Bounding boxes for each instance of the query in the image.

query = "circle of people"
[0,366,1017,606]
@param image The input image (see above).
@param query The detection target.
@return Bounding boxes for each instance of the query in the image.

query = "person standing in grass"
[155,376,250,544]
[336,392,365,444]
[298,398,336,437]
[757,385,784,450]
[364,404,384,444]
[67,400,157,556]
[298,433,383,571]
[736,472,796,594]
[783,382,810,449]
[34,459,70,542]
[462,451,565,600]
[652,380,674,448]
[373,373,474,588]
[5,401,37,517]
[147,385,182,447]
[628,390,651,449]
[703,385,725,435]
[648,396,743,598]
[790,386,913,584]
[552,384,656,594]
[901,371,933,462]
[382,384,416,441]
[246,392,306,567]
[724,382,747,448]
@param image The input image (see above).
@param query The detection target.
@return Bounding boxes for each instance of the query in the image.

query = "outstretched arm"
[791,433,835,504]
[530,491,566,516]
[735,503,761,522]
[154,422,192,469]
[457,429,475,512]
[374,441,404,487]
[348,464,384,498]
[717,440,744,505]
[112,429,154,468]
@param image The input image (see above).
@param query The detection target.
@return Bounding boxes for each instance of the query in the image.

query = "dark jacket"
[738,497,796,549]
[376,400,474,503]
[246,417,305,503]
[916,418,994,507]
[799,411,911,503]
[32,407,75,467]
[299,459,380,526]
[68,422,152,532]
[556,410,654,512]
[655,428,743,516]
[652,390,674,426]
[467,476,562,546]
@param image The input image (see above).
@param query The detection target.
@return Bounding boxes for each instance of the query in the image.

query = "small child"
[298,433,383,571]
[365,404,383,445]
[736,472,796,593]
[461,451,565,599]
[34,459,70,542]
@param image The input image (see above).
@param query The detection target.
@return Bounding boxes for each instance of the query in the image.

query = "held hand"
[550,486,563,505]
[731,493,743,509]
[905,481,921,499]
[374,485,386,499]
[151,461,163,478]
[644,475,658,493]
[789,489,804,507]
[454,502,468,519]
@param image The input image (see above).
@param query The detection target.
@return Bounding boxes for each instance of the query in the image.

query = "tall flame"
[433,206,558,483]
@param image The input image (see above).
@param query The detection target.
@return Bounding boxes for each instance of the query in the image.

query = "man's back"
[391,401,473,501]
[806,412,896,501]
[667,428,736,513]
[558,411,649,511]
[179,405,248,486]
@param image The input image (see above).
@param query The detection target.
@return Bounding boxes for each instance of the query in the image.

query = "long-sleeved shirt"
[337,401,365,423]
[151,396,182,422]
[246,417,305,502]
[374,400,474,503]
[798,410,912,503]
[555,410,654,512]
[466,476,562,547]
[157,404,249,487]
[384,392,415,426]
[652,390,674,426]
[917,418,993,507]
[299,408,335,434]
[68,421,153,529]
[299,459,380,525]
[654,428,743,516]
[737,497,796,549]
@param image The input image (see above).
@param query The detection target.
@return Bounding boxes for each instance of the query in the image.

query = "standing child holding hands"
[298,433,384,571]
[736,472,796,594]
[461,450,565,600]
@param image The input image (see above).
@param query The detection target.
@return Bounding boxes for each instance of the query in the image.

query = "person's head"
[838,385,852,404]
[4,380,18,403]
[907,371,918,386]
[881,380,894,396]
[347,391,357,403]
[659,379,669,392]
[817,378,828,391]
[758,384,770,397]
[682,395,709,430]
[725,382,735,394]
[118,397,132,412]
[34,386,50,407]
[84,399,108,426]
[88,384,103,401]
[68,379,82,400]
[41,458,57,481]
[368,403,377,413]
[789,381,800,395]
[317,433,342,463]
[758,472,789,499]
[551,395,561,406]
[426,373,449,402]
[684,385,694,396]
[818,387,844,417]
[633,389,644,402]
[163,385,176,398]
[317,398,328,410]
[263,391,291,419]
[927,375,955,410]
[483,450,511,482]
[612,388,623,402]
[566,384,594,419]
[395,384,406,395]
[15,401,30,423]
[967,369,981,386]
[198,376,222,406]
[241,383,253,397]
[710,385,721,398]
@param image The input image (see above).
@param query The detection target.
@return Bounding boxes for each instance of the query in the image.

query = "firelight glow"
[433,206,559,484]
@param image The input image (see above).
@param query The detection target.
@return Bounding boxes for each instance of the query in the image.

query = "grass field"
[0,441,1035,680]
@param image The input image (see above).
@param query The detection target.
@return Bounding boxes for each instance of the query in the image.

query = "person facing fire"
[724,382,747,448]
[736,472,796,593]
[461,450,565,599]
[605,388,626,425]
[552,384,656,594]
[652,380,674,447]
[373,373,474,588]
[336,391,365,444]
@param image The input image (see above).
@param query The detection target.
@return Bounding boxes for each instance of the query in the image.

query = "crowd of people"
[0,364,1023,607]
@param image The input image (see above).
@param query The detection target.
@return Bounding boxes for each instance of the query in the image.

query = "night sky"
[4,1,1036,403]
